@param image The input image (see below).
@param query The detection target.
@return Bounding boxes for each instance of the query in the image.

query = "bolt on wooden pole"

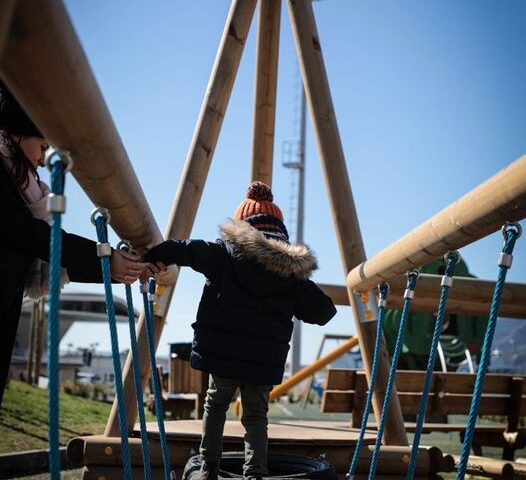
[105,0,258,435]
[251,0,281,186]
[287,0,407,445]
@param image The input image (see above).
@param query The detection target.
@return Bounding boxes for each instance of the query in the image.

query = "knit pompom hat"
[234,181,289,242]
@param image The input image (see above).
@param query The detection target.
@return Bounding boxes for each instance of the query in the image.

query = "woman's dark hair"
[0,129,39,191]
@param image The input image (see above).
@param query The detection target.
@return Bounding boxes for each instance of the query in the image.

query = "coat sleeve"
[144,239,224,279]
[0,174,102,283]
[294,280,337,326]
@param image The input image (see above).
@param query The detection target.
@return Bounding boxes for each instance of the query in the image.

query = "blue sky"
[51,0,525,363]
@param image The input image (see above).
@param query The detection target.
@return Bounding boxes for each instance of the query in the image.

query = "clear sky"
[51,0,526,363]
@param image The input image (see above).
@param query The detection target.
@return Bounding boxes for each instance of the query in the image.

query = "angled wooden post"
[251,0,281,186]
[105,0,258,435]
[0,0,16,57]
[287,0,408,445]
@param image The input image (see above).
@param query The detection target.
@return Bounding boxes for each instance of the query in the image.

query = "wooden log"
[251,0,281,185]
[347,155,526,292]
[105,0,257,436]
[287,0,407,446]
[0,0,163,249]
[449,454,526,479]
[319,276,526,319]
[350,444,445,475]
[0,0,16,56]
[325,368,358,391]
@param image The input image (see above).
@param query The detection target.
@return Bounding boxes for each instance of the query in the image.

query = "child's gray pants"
[200,374,272,479]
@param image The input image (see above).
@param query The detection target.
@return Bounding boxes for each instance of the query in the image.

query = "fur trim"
[220,219,318,280]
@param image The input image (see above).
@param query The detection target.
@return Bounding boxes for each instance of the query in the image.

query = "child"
[144,181,336,480]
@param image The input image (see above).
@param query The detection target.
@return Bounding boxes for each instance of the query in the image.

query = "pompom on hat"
[0,81,43,138]
[234,181,289,242]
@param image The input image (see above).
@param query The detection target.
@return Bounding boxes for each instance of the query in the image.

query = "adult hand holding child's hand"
[110,250,149,284]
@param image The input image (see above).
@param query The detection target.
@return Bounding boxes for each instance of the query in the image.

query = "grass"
[0,380,153,454]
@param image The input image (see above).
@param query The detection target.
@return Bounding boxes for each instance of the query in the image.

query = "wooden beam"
[105,0,257,436]
[319,275,526,319]
[347,155,526,292]
[0,0,16,57]
[0,0,162,248]
[251,0,281,186]
[287,0,407,445]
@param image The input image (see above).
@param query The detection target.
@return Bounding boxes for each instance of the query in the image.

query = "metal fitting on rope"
[498,253,513,268]
[117,239,132,252]
[502,222,522,240]
[403,289,414,300]
[148,293,159,303]
[140,283,149,294]
[377,282,389,308]
[90,207,111,226]
[47,193,66,214]
[443,250,461,264]
[96,242,112,258]
[441,276,454,288]
[45,147,74,173]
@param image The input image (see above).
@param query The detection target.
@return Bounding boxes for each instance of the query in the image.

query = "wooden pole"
[105,0,258,436]
[286,0,407,445]
[251,0,281,186]
[319,276,526,319]
[270,336,358,400]
[34,298,45,384]
[26,301,37,385]
[0,0,162,248]
[347,155,526,292]
[0,0,16,56]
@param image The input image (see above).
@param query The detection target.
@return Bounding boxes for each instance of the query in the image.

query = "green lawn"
[0,380,153,454]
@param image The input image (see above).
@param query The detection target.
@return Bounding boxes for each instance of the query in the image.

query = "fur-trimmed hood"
[220,219,318,280]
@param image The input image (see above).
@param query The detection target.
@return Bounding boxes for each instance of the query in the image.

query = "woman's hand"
[110,250,149,284]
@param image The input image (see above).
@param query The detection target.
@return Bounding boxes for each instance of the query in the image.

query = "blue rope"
[367,270,419,480]
[142,279,174,480]
[348,283,390,477]
[121,250,152,480]
[47,154,67,480]
[93,214,133,480]
[406,252,459,480]
[456,224,521,480]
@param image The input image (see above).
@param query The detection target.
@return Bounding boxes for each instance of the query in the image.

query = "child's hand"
[139,262,168,283]
[110,250,149,284]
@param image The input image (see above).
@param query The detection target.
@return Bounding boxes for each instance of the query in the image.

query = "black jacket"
[145,220,336,385]
[0,163,103,405]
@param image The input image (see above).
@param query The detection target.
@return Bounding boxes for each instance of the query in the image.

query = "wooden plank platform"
[137,419,376,446]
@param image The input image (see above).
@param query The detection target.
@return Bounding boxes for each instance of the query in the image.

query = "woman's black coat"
[0,164,102,405]
[145,219,337,386]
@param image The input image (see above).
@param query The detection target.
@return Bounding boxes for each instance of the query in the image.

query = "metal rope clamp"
[499,223,522,268]
[377,282,389,308]
[404,269,420,299]
[45,148,73,214]
[441,251,460,288]
[90,207,112,257]
[140,282,149,294]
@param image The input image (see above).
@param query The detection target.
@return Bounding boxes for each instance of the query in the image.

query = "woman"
[0,84,147,405]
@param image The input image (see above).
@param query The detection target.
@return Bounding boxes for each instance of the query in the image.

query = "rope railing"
[141,278,175,480]
[406,251,460,480]
[347,282,389,477]
[46,148,72,480]
[456,223,522,480]
[367,270,419,480]
[91,208,133,480]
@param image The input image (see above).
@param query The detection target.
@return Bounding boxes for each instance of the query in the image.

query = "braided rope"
[123,270,152,480]
[406,252,459,480]
[47,155,66,480]
[347,283,390,477]
[367,270,419,480]
[142,279,175,480]
[456,224,521,479]
[93,214,132,480]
